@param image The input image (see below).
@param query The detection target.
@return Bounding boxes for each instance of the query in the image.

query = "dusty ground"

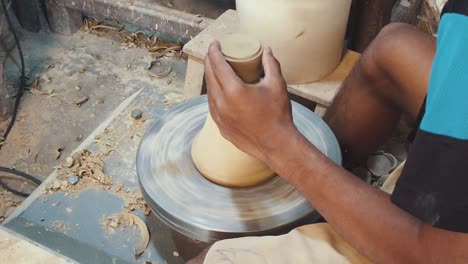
[0,22,187,221]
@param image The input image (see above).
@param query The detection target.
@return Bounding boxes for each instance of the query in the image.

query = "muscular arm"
[204,42,468,263]
[271,128,467,263]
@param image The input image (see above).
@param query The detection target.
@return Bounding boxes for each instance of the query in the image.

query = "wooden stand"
[183,10,361,116]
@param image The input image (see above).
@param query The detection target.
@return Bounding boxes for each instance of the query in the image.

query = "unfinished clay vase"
[191,34,274,187]
[236,0,352,84]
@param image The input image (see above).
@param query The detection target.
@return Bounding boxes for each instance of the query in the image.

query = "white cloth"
[204,162,406,264]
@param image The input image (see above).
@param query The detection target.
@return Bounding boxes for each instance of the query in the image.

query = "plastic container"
[236,0,352,84]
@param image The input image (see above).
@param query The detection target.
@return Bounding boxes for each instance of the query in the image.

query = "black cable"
[1,0,26,143]
[0,0,42,196]
[0,180,31,197]
[0,167,41,197]
[0,167,42,185]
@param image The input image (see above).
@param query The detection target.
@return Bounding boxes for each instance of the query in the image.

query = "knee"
[359,23,414,81]
[376,22,413,41]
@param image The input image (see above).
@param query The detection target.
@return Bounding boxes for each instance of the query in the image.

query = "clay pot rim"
[223,45,264,63]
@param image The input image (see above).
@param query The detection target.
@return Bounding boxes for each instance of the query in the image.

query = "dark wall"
[154,0,235,19]
[12,0,42,32]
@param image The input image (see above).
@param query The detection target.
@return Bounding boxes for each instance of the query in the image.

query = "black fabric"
[391,0,468,233]
[407,96,426,143]
[392,130,468,233]
[442,0,468,17]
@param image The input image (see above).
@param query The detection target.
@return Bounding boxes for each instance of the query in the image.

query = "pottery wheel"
[137,96,342,243]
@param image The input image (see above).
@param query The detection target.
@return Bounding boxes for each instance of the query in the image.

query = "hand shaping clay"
[191,34,274,187]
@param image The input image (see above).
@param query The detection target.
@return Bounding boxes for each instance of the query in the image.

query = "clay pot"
[218,33,264,83]
[236,0,352,84]
[191,34,274,188]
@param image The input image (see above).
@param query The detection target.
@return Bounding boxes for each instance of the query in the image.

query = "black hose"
[0,180,31,197]
[0,0,42,197]
[0,167,41,197]
[1,0,26,143]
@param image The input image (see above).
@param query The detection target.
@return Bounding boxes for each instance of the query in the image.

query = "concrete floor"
[0,25,187,221]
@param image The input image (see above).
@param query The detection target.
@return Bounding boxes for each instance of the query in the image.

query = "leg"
[324,23,436,163]
[314,104,327,118]
[184,58,205,98]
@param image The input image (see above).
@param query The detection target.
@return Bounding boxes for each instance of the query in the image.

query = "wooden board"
[288,50,360,107]
[183,9,239,60]
[0,227,70,263]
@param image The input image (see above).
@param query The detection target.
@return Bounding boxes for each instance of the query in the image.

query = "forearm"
[267,129,427,263]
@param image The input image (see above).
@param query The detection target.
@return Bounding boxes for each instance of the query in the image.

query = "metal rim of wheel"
[137,95,341,243]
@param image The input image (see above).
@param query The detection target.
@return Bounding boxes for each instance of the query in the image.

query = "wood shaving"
[101,213,149,256]
[80,18,182,57]
[80,18,123,36]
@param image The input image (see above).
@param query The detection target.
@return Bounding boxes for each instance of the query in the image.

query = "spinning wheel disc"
[137,96,341,242]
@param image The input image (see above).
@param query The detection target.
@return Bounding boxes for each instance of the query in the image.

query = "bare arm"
[272,128,468,263]
[205,41,468,263]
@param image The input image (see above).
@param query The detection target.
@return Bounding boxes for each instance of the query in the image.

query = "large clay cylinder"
[191,34,275,187]
[236,0,352,84]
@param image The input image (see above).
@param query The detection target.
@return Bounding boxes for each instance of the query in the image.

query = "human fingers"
[205,56,224,103]
[207,41,243,93]
[261,48,287,91]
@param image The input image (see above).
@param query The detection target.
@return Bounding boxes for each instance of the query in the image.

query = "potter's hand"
[205,41,299,164]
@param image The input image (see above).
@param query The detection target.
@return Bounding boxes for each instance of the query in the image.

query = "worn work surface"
[0,20,186,221]
[1,20,208,263]
[0,226,72,263]
[4,85,207,263]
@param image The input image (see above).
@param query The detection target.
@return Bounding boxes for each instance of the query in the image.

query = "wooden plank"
[184,56,206,98]
[288,50,360,107]
[183,9,238,59]
[0,227,71,263]
[314,104,328,117]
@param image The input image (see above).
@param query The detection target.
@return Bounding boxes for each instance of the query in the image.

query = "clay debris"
[61,149,112,185]
[0,190,22,223]
[80,18,182,57]
[52,220,72,232]
[112,184,151,215]
[44,149,112,195]
[101,212,150,255]
[43,150,150,216]
[102,213,134,235]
